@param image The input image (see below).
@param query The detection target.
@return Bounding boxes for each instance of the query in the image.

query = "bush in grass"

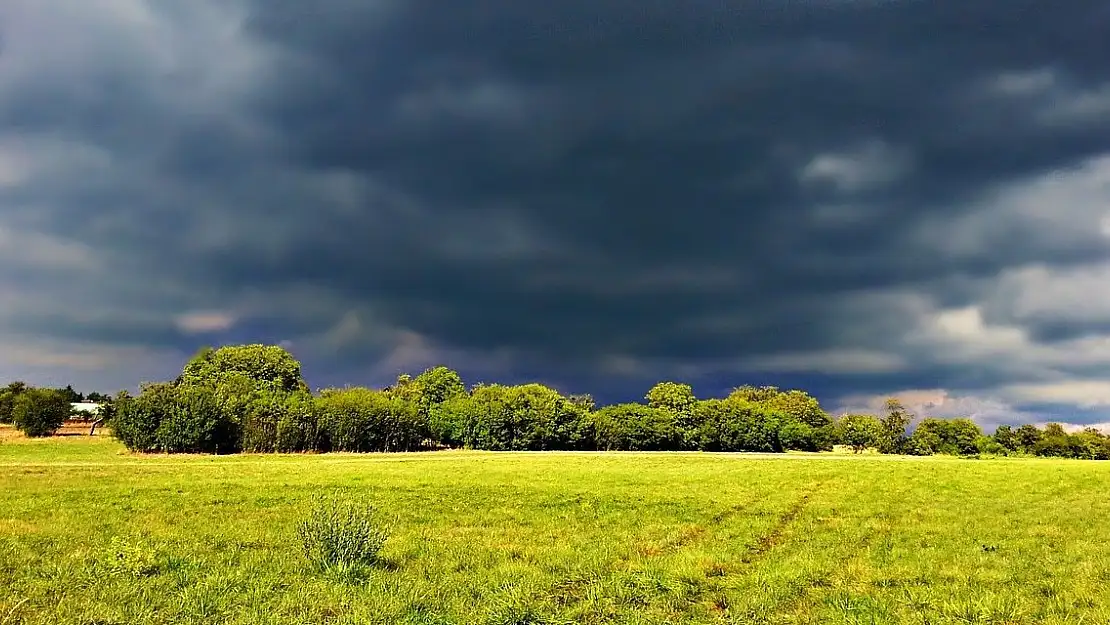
[104,536,160,577]
[298,493,389,571]
[11,387,70,437]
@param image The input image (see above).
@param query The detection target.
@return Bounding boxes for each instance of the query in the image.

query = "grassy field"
[2,437,1109,624]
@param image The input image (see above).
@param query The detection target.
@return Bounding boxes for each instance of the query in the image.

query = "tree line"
[3,344,1109,459]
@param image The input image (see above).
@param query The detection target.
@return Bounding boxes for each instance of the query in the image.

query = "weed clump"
[297,492,389,572]
[104,536,160,577]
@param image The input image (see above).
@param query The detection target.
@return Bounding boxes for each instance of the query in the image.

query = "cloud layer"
[3,1,1110,426]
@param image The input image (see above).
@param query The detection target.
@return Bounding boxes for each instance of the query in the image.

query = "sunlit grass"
[3,436,1110,623]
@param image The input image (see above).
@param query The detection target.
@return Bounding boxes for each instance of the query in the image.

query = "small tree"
[878,398,912,454]
[993,425,1017,451]
[0,381,28,424]
[12,388,70,437]
[838,414,883,453]
[646,381,699,448]
[1014,424,1043,453]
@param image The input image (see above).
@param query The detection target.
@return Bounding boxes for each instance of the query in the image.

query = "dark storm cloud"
[232,0,1110,361]
[3,0,1110,420]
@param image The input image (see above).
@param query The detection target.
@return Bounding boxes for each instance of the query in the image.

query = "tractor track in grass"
[543,489,818,615]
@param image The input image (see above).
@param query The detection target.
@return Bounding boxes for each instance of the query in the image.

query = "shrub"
[837,414,883,453]
[905,428,940,455]
[975,435,1008,456]
[593,403,682,451]
[276,393,323,452]
[780,422,818,452]
[103,536,160,577]
[241,392,287,453]
[298,492,389,572]
[155,385,237,454]
[12,388,70,437]
[111,384,176,452]
[0,382,28,424]
[317,388,425,452]
[697,398,783,452]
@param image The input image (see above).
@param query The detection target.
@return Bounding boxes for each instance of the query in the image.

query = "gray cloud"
[2,0,1110,425]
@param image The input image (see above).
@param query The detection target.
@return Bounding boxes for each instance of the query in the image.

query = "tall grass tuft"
[297,491,389,572]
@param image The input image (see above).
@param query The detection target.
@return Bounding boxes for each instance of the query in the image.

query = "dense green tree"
[433,383,592,451]
[317,387,425,452]
[12,388,70,437]
[913,418,982,456]
[110,383,177,452]
[59,384,83,403]
[726,386,832,447]
[593,403,682,451]
[413,366,466,407]
[905,426,942,455]
[1014,424,1043,453]
[779,422,819,452]
[1034,423,1076,458]
[878,398,913,454]
[155,385,237,454]
[646,381,700,448]
[993,425,1017,451]
[1070,428,1110,460]
[975,435,1008,456]
[697,397,783,452]
[179,344,308,393]
[838,414,883,453]
[0,381,28,424]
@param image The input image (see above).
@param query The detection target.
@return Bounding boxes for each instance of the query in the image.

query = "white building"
[70,402,101,416]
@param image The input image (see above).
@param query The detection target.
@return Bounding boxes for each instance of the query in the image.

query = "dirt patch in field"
[0,421,109,440]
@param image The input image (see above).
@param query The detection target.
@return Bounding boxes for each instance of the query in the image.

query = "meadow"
[3,435,1110,624]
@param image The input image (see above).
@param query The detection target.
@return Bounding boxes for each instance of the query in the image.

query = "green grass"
[3,437,1110,624]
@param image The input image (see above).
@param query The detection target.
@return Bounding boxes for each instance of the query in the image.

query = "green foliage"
[0,381,27,424]
[779,422,818,452]
[241,391,287,453]
[11,387,70,437]
[111,383,234,453]
[725,386,832,449]
[909,418,982,456]
[975,435,1008,456]
[102,537,160,578]
[155,385,237,454]
[413,366,466,408]
[179,344,308,393]
[905,426,942,456]
[1014,423,1043,452]
[27,341,1109,461]
[697,398,783,452]
[276,393,324,453]
[838,414,883,453]
[593,403,682,451]
[992,424,1017,451]
[431,383,594,451]
[317,387,425,452]
[878,398,912,454]
[646,381,700,449]
[110,384,165,452]
[297,492,389,572]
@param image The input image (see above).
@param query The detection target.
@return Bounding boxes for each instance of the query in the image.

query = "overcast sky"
[2,1,1110,428]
